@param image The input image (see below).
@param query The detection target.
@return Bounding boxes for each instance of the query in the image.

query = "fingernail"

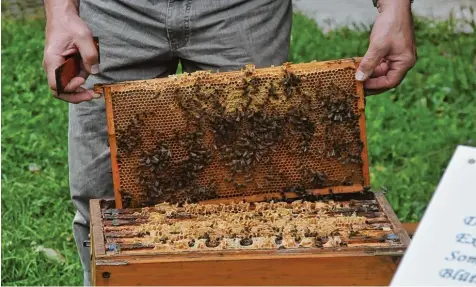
[355,70,365,81]
[91,64,99,74]
[87,89,102,99]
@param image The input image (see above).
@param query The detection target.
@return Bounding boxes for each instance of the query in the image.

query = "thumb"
[74,31,99,74]
[43,53,66,91]
[356,41,388,82]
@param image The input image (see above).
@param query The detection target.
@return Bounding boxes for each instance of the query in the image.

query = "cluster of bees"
[114,65,364,207]
[135,133,218,205]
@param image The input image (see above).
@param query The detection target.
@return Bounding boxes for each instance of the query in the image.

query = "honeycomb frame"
[100,195,403,255]
[94,58,370,209]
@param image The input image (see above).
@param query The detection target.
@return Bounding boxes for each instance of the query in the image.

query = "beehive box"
[90,58,410,286]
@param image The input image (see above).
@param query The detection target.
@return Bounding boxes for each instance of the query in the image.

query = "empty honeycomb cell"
[96,59,368,208]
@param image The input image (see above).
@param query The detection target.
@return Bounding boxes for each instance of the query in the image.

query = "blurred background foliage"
[1,1,475,286]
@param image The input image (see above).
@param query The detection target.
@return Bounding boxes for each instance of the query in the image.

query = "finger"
[63,77,86,93]
[364,88,391,96]
[57,92,92,104]
[51,88,93,104]
[370,61,389,78]
[79,60,91,79]
[87,89,103,99]
[364,61,408,91]
[43,53,66,91]
[74,28,99,74]
[356,41,389,82]
[62,65,90,92]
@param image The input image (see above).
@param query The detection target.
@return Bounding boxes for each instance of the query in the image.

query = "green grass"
[1,18,83,286]
[2,12,475,286]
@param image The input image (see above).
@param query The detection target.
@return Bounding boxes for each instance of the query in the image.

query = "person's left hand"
[355,0,417,95]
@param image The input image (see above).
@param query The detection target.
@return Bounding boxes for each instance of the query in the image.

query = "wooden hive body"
[90,58,410,286]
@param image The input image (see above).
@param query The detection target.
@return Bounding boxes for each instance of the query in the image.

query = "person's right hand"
[42,10,100,104]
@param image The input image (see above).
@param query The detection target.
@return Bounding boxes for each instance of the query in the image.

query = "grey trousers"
[70,0,292,285]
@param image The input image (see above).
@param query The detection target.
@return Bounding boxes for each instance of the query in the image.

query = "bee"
[264,174,275,181]
[153,89,162,99]
[234,182,245,189]
[205,238,221,248]
[235,113,241,122]
[116,153,122,164]
[282,70,301,98]
[247,110,256,119]
[239,237,253,246]
[279,189,288,201]
[268,83,279,100]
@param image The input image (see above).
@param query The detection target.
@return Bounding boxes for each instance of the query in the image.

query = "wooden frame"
[401,222,419,238]
[103,86,123,207]
[94,58,369,209]
[90,191,410,286]
[355,61,370,188]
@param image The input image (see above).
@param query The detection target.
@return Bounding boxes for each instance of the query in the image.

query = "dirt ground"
[292,0,476,32]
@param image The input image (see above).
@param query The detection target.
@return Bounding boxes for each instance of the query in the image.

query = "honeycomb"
[95,59,369,208]
[101,195,402,255]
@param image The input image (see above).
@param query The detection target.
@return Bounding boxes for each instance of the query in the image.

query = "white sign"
[391,145,476,286]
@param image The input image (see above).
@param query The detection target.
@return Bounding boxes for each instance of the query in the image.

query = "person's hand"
[355,0,417,95]
[42,2,100,103]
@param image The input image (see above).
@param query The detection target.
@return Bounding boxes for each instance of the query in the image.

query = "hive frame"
[91,192,410,257]
[94,58,369,209]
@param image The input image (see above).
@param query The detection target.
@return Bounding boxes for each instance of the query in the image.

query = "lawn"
[2,11,475,286]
